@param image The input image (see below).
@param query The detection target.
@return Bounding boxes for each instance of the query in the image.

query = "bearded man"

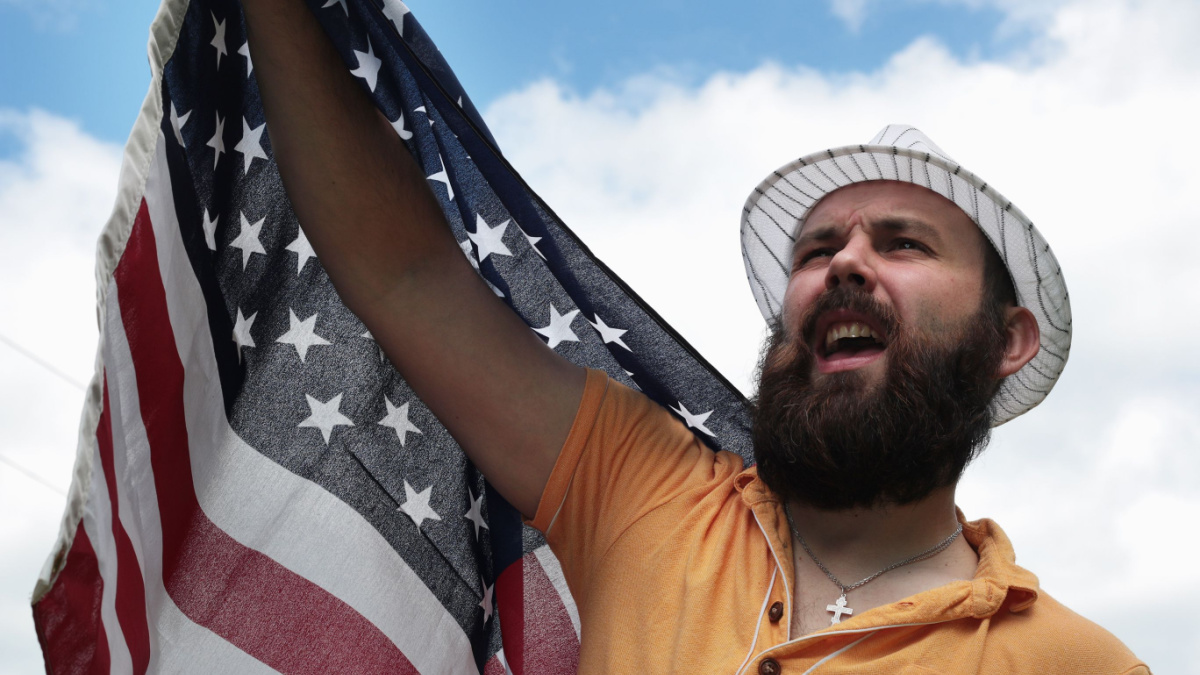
[243,2,1147,672]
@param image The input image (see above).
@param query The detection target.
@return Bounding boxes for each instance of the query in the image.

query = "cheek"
[882,267,983,333]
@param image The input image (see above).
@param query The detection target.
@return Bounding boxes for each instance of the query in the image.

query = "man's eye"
[892,239,925,252]
[798,248,835,265]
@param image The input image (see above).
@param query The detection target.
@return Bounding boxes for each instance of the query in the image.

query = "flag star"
[232,307,257,361]
[361,329,387,362]
[427,155,454,201]
[206,112,225,170]
[389,112,413,140]
[588,314,632,351]
[238,40,252,75]
[414,105,434,126]
[378,397,422,446]
[533,304,580,349]
[467,215,513,262]
[516,224,545,259]
[399,480,441,529]
[349,38,382,92]
[669,402,716,437]
[458,240,504,297]
[169,102,190,147]
[276,309,331,363]
[321,0,348,15]
[229,212,267,270]
[457,96,463,107]
[234,117,268,173]
[464,487,488,539]
[201,208,219,251]
[382,0,410,37]
[479,577,494,623]
[285,227,316,274]
[210,12,227,69]
[299,393,354,445]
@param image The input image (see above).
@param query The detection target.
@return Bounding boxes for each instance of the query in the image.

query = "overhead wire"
[0,331,85,498]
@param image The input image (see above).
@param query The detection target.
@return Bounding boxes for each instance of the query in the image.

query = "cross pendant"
[826,594,854,624]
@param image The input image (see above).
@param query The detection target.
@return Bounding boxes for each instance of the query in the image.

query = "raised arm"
[241,0,585,518]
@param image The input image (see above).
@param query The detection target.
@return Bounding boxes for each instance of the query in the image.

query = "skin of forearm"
[242,0,461,318]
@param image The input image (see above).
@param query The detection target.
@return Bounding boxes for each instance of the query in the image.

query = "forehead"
[799,180,981,245]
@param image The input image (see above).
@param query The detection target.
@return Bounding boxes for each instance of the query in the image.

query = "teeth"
[825,322,881,351]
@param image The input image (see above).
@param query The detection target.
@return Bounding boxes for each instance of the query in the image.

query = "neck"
[786,486,963,574]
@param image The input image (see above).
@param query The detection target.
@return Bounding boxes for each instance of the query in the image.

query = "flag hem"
[31,0,191,606]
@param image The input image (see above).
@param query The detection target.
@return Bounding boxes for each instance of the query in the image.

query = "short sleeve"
[530,368,745,606]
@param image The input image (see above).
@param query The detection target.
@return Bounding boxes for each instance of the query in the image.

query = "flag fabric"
[32,0,752,672]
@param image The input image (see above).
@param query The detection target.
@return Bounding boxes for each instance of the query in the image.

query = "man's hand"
[242,0,585,518]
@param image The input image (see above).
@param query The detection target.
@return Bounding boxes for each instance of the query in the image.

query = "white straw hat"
[740,124,1071,425]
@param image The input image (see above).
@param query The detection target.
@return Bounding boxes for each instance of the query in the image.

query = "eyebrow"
[794,216,944,250]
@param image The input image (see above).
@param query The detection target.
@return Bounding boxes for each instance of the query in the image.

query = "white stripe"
[142,130,479,674]
[105,279,279,674]
[532,545,581,640]
[79,448,134,675]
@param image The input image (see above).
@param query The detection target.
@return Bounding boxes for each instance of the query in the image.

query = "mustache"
[796,286,901,348]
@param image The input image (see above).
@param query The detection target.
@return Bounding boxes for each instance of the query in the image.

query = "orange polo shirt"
[532,370,1149,674]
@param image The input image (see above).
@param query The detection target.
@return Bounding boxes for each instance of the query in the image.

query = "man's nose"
[824,237,877,292]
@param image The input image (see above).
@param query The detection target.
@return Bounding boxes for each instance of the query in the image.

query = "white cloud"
[0,108,121,674]
[485,0,1198,670]
[829,0,870,32]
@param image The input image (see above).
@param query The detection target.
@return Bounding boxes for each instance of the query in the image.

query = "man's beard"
[751,287,1009,511]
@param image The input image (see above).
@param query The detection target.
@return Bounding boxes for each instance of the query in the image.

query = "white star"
[464,487,488,539]
[229,212,267,270]
[378,397,422,446]
[588,314,631,352]
[382,0,410,37]
[232,307,256,361]
[516,224,545,259]
[210,12,227,69]
[390,112,413,140]
[533,304,580,349]
[426,155,454,201]
[299,393,354,445]
[276,309,331,363]
[479,577,494,623]
[285,228,316,274]
[414,105,434,126]
[201,208,219,251]
[169,102,190,147]
[350,38,382,92]
[321,0,348,15]
[399,480,441,529]
[669,402,716,437]
[467,215,512,262]
[234,117,268,173]
[238,40,253,75]
[206,112,225,169]
[457,96,463,107]
[361,329,387,362]
[459,240,505,297]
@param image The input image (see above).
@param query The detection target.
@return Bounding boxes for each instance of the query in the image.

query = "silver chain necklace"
[784,505,963,625]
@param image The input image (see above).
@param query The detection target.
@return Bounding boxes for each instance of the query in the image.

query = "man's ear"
[996,305,1040,378]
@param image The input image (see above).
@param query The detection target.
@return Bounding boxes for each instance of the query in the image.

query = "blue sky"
[0,0,1017,148]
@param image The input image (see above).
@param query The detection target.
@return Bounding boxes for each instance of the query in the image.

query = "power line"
[0,453,68,497]
[0,332,88,391]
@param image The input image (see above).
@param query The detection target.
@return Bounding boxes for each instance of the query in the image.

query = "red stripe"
[33,524,112,675]
[521,555,579,672]
[114,200,417,674]
[96,375,151,674]
[496,558,524,674]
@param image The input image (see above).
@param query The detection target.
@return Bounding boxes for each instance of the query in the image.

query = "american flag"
[32,0,752,671]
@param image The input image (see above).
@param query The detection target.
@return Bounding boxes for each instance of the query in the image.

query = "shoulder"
[991,591,1148,674]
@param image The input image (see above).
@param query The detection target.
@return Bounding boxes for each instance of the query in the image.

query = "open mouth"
[814,315,889,371]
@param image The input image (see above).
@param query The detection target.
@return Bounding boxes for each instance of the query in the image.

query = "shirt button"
[768,601,784,623]
[759,657,781,675]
